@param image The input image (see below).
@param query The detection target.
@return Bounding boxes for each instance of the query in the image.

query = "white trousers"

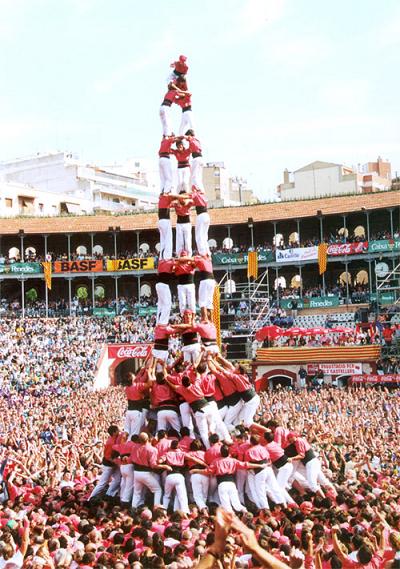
[90,465,119,499]
[157,409,181,432]
[156,282,172,325]
[160,105,173,136]
[177,166,191,194]
[179,402,194,436]
[303,458,323,493]
[236,469,248,503]
[182,342,201,364]
[247,469,270,510]
[179,110,194,135]
[158,218,173,260]
[177,283,196,314]
[264,466,286,505]
[159,157,174,194]
[207,400,232,443]
[124,409,146,437]
[195,212,210,255]
[163,473,189,513]
[224,400,243,431]
[198,278,216,309]
[191,473,209,510]
[237,394,260,427]
[191,156,204,191]
[218,481,246,513]
[194,405,215,449]
[176,222,192,256]
[120,464,135,504]
[132,471,162,508]
[274,462,296,504]
[152,348,169,362]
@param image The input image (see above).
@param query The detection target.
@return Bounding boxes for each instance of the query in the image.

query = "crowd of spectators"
[1,329,400,569]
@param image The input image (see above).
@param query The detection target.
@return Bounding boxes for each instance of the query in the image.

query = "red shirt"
[191,187,208,206]
[199,374,216,398]
[174,261,195,276]
[274,427,289,448]
[151,383,177,407]
[186,450,206,469]
[266,441,285,462]
[159,137,175,156]
[178,436,195,452]
[208,457,248,476]
[157,438,173,460]
[174,200,193,216]
[229,371,252,393]
[154,325,176,340]
[214,370,238,397]
[205,442,222,464]
[113,441,135,457]
[175,382,205,404]
[188,136,202,154]
[158,194,174,209]
[243,444,270,464]
[104,435,119,462]
[294,437,312,456]
[194,255,213,273]
[158,259,175,274]
[125,382,148,401]
[131,442,158,468]
[193,321,216,340]
[175,93,191,109]
[171,147,191,164]
[164,449,186,467]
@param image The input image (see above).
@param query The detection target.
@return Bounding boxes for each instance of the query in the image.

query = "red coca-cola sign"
[327,242,368,256]
[108,344,152,359]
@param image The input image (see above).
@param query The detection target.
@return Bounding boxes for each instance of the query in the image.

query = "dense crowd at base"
[1,316,400,569]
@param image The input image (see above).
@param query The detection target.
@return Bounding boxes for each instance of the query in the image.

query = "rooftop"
[0,189,398,235]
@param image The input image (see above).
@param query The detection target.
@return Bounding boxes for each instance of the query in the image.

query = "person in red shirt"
[89,425,120,502]
[174,76,194,135]
[160,439,189,513]
[166,55,189,85]
[149,367,180,433]
[159,77,189,136]
[130,432,171,509]
[152,323,181,364]
[156,258,175,325]
[172,190,194,256]
[186,439,208,511]
[191,185,210,256]
[124,372,152,437]
[158,135,176,195]
[112,431,135,507]
[184,129,203,191]
[173,252,196,316]
[158,192,177,261]
[171,139,192,196]
[193,255,215,321]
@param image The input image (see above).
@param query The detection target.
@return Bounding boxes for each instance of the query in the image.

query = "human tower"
[153,55,219,365]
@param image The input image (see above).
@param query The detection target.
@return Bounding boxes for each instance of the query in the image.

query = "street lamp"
[248,217,254,250]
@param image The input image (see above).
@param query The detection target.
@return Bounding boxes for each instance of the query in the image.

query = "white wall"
[282,165,358,200]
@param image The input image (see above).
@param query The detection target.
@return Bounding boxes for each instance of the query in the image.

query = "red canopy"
[281,327,307,337]
[303,327,329,336]
[255,325,283,341]
[330,326,354,333]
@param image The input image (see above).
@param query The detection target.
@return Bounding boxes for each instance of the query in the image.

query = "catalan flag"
[42,261,52,290]
[247,251,258,279]
[212,284,221,347]
[318,243,328,275]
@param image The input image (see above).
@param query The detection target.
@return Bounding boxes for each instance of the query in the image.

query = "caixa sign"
[108,344,152,359]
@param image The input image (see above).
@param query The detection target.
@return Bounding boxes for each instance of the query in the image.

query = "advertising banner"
[0,262,42,274]
[370,292,395,305]
[280,296,340,310]
[212,250,274,266]
[327,242,368,256]
[54,260,103,273]
[93,308,116,317]
[108,344,152,359]
[350,374,400,384]
[106,258,155,271]
[275,246,318,264]
[307,363,362,375]
[138,306,157,316]
[368,239,400,253]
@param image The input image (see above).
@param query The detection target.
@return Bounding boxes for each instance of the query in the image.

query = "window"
[112,198,120,203]
[5,198,12,208]
[38,203,44,212]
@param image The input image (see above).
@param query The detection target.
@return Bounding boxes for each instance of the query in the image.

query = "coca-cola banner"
[108,344,152,359]
[350,374,400,384]
[54,260,103,273]
[327,242,368,256]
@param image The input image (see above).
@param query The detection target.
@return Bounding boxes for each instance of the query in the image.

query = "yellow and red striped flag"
[42,261,52,290]
[212,284,221,348]
[247,251,258,279]
[318,243,328,275]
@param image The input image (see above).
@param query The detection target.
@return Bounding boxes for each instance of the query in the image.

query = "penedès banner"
[280,296,340,309]
[327,242,368,256]
[350,374,400,384]
[368,238,400,253]
[212,250,274,265]
[53,260,103,273]
[0,262,42,274]
[106,258,155,271]
[275,246,318,264]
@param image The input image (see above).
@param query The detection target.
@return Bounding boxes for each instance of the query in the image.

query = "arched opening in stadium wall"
[114,359,141,386]
[268,375,293,390]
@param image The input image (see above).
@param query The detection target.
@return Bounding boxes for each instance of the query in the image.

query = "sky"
[0,0,399,200]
